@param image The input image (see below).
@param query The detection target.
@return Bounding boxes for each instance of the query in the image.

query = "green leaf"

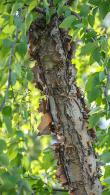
[11,2,24,14]
[103,191,110,195]
[28,0,38,12]
[0,139,7,152]
[74,23,83,29]
[106,95,110,102]
[0,154,9,167]
[92,7,98,16]
[80,42,96,56]
[104,166,110,179]
[101,152,110,163]
[103,177,110,185]
[80,5,90,17]
[14,15,23,29]
[86,74,98,91]
[89,113,100,128]
[22,156,30,169]
[99,2,110,18]
[87,86,101,103]
[86,72,102,103]
[3,39,13,48]
[89,0,100,6]
[25,13,33,31]
[16,130,24,138]
[9,150,18,161]
[88,14,95,27]
[11,72,17,86]
[54,0,61,6]
[46,9,51,24]
[3,25,15,34]
[16,42,27,57]
[15,63,22,78]
[26,70,34,81]
[92,47,101,63]
[2,107,13,134]
[59,15,74,29]
[57,0,67,16]
[64,7,71,17]
[0,172,17,191]
[0,119,2,127]
[42,149,54,170]
[2,106,12,116]
[3,116,13,134]
[99,72,105,81]
[20,179,32,193]
[82,30,97,42]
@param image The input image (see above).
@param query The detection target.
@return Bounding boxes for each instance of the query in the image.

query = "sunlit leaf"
[28,0,38,12]
[3,25,15,34]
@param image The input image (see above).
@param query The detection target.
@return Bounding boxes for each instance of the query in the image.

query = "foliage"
[0,0,110,194]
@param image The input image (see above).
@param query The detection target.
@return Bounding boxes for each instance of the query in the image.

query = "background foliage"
[0,0,110,194]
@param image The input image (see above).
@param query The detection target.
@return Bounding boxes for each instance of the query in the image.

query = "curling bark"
[29,16,102,195]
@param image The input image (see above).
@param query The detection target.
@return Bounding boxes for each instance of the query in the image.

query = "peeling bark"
[29,17,102,195]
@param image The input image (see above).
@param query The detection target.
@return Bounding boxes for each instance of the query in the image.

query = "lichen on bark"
[29,16,102,195]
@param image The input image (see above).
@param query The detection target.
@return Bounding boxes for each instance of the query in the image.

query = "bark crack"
[29,16,102,195]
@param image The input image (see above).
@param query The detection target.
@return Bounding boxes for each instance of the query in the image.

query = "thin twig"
[0,30,18,112]
[45,188,68,192]
[35,7,46,15]
[104,66,110,114]
[33,187,68,192]
[72,11,82,22]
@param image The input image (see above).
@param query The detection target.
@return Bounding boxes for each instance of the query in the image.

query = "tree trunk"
[29,17,102,195]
